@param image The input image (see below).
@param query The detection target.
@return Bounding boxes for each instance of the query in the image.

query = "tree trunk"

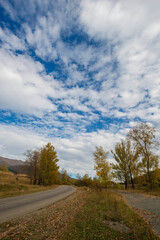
[147,159,153,190]
[130,173,135,189]
[33,164,37,185]
[148,171,153,190]
[125,180,128,189]
[30,175,32,184]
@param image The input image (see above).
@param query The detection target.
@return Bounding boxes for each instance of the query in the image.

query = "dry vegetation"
[61,190,159,240]
[0,171,57,198]
[0,190,85,240]
[0,171,29,184]
[0,189,159,240]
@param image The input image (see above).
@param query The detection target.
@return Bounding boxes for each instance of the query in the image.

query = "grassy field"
[0,171,57,198]
[0,171,159,239]
[0,189,158,239]
[61,190,159,240]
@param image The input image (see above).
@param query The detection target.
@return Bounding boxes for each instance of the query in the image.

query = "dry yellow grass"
[0,171,30,185]
[0,171,57,198]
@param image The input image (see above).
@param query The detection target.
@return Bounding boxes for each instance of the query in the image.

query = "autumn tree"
[0,163,8,172]
[75,173,92,187]
[111,140,129,189]
[82,174,92,187]
[126,139,140,189]
[111,139,140,189]
[128,122,159,189]
[25,150,40,184]
[93,146,110,187]
[39,143,59,185]
[92,177,103,189]
[61,168,69,184]
[154,168,160,187]
[75,174,82,186]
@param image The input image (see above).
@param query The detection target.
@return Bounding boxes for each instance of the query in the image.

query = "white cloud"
[0,123,125,176]
[24,14,60,60]
[80,0,160,124]
[0,0,160,175]
[80,0,160,41]
[0,49,57,115]
[0,124,46,159]
[0,27,25,51]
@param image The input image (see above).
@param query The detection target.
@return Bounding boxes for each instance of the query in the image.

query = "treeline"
[93,122,160,190]
[74,173,114,189]
[25,143,59,185]
[25,143,111,188]
[25,143,73,186]
[25,122,160,190]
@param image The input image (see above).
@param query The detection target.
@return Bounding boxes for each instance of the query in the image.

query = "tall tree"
[32,150,40,184]
[125,139,140,189]
[93,146,110,187]
[128,122,159,189]
[25,150,40,184]
[61,168,69,184]
[111,140,130,189]
[39,143,59,185]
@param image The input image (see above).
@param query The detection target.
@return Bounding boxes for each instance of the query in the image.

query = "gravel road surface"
[119,191,160,237]
[0,185,76,223]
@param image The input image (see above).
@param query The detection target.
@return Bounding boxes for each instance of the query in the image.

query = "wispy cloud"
[0,0,160,175]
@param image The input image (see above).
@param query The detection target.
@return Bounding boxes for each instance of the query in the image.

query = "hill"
[0,156,28,174]
[0,156,24,167]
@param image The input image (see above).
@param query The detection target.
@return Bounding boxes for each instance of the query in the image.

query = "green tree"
[128,122,159,189]
[39,143,59,185]
[93,146,110,187]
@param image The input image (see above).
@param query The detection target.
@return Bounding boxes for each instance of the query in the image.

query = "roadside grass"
[0,171,29,184]
[0,190,85,240]
[0,183,58,198]
[60,190,159,240]
[0,171,57,198]
[0,189,158,240]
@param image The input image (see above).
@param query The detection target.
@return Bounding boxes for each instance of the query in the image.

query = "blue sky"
[0,0,160,176]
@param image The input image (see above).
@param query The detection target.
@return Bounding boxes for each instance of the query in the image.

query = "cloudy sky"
[0,0,160,177]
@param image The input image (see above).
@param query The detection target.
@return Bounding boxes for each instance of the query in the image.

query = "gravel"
[118,191,160,237]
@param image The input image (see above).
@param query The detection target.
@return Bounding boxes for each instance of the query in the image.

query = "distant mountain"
[0,156,28,174]
[0,156,24,167]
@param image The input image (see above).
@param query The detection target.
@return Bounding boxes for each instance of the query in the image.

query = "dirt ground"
[118,191,160,238]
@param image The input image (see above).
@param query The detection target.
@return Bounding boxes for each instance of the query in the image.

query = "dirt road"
[0,185,76,223]
[119,191,160,237]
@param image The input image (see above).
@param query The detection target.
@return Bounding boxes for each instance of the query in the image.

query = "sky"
[0,0,160,177]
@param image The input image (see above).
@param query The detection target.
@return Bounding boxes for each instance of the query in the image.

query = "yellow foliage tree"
[39,143,59,185]
[111,139,140,189]
[93,146,110,187]
[128,122,159,189]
